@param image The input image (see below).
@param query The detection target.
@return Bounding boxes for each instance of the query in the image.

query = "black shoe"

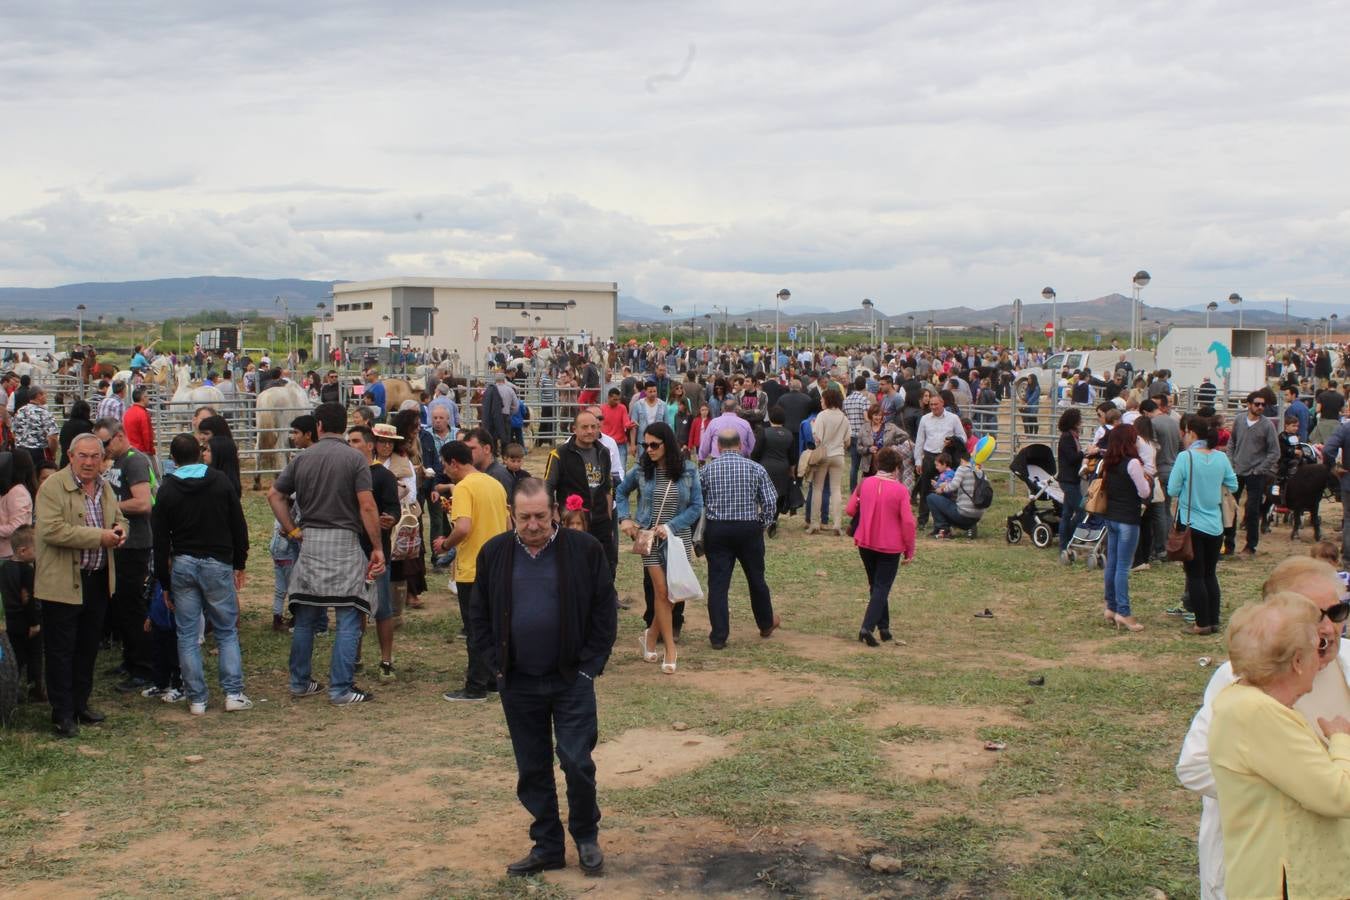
[54,719,79,739]
[506,850,566,877]
[577,841,604,876]
[76,708,106,724]
[878,629,893,642]
[485,683,499,694]
[710,640,727,650]
[766,521,778,539]
[442,689,488,702]
[114,676,151,694]
[858,631,880,647]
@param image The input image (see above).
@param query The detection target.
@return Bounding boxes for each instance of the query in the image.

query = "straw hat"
[372,423,401,442]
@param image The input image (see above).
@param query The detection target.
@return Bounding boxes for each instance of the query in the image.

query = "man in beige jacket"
[36,432,125,738]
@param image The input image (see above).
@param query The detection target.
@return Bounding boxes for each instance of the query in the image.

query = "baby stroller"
[1064,515,1109,568]
[1005,444,1063,548]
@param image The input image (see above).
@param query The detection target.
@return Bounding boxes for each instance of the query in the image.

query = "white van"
[1013,349,1156,401]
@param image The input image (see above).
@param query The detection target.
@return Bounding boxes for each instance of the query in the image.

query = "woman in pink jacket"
[846,446,917,646]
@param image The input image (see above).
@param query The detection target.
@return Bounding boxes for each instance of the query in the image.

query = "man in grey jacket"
[1225,391,1280,558]
[1146,396,1182,560]
[1321,415,1350,568]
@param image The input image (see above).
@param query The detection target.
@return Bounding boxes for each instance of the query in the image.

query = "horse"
[255,379,312,477]
[169,364,225,407]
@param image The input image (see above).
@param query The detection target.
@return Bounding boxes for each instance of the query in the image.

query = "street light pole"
[907,315,915,346]
[76,304,86,346]
[862,298,874,345]
[1131,271,1150,348]
[1228,292,1243,329]
[662,305,674,347]
[1206,300,1218,328]
[1041,287,1056,353]
[775,289,790,371]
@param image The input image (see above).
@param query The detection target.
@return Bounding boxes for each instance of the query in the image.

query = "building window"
[528,302,569,310]
[362,302,373,310]
[495,301,526,309]
[336,303,352,312]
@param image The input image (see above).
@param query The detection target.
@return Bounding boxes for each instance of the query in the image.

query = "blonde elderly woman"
[1177,557,1350,900]
[1206,590,1350,899]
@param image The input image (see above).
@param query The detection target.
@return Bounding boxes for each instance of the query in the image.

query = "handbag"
[390,505,422,561]
[691,512,707,558]
[1084,461,1108,514]
[1166,451,1195,562]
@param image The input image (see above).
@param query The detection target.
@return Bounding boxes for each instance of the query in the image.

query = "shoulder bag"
[1083,461,1108,514]
[1165,451,1195,562]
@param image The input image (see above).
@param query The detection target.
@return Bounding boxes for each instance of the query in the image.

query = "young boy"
[0,525,42,702]
[142,582,184,702]
[503,443,531,499]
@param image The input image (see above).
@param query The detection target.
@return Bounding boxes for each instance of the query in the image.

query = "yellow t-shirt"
[449,470,509,584]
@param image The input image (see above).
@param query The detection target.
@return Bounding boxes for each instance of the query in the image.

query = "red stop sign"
[1043,322,1055,338]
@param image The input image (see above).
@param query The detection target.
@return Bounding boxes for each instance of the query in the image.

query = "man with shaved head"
[1177,556,1350,899]
[698,428,780,649]
[543,410,616,576]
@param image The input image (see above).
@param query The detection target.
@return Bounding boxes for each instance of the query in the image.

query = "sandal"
[661,657,678,674]
[639,631,658,663]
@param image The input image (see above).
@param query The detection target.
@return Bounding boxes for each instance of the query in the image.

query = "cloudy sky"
[4,0,1350,315]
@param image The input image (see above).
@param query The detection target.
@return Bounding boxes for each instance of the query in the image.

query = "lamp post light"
[76,304,87,346]
[1206,300,1219,327]
[993,322,1001,347]
[1131,270,1150,349]
[861,298,875,345]
[423,306,439,361]
[926,318,934,349]
[1318,317,1329,344]
[662,305,674,346]
[562,299,577,334]
[774,288,790,370]
[703,313,713,344]
[1330,313,1339,342]
[744,317,753,345]
[907,315,915,346]
[1041,287,1056,353]
[1228,292,1243,329]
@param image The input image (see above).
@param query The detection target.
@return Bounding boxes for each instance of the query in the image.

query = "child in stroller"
[1005,444,1063,548]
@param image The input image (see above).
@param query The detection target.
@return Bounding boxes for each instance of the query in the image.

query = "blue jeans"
[273,561,292,616]
[926,492,976,531]
[1103,519,1140,617]
[1058,483,1083,552]
[171,556,243,704]
[804,473,831,525]
[849,445,864,492]
[499,672,601,858]
[372,570,393,622]
[289,605,362,700]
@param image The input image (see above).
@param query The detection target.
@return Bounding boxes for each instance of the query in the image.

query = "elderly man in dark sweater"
[468,478,617,879]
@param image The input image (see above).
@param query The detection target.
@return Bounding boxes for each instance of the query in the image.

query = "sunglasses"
[643,442,664,450]
[1250,402,1265,408]
[1320,601,1350,624]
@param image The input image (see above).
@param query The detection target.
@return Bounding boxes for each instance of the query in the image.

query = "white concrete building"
[312,276,618,362]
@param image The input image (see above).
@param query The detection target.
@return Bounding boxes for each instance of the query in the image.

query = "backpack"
[390,506,422,560]
[964,468,994,509]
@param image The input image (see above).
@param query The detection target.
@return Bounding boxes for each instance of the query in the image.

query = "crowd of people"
[1,330,1349,887]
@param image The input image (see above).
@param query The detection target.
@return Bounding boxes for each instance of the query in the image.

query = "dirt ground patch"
[773,629,878,663]
[865,703,1021,733]
[679,666,864,707]
[880,737,1002,787]
[593,727,736,788]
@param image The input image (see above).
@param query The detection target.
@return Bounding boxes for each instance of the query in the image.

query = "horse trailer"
[1155,327,1268,394]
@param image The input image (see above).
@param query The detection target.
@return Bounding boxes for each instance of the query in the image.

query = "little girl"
[561,494,590,532]
[687,403,713,455]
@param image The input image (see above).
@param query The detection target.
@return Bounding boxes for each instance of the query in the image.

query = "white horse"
[256,379,312,476]
[170,364,225,407]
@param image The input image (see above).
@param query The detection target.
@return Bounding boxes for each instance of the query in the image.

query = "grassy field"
[2,460,1323,899]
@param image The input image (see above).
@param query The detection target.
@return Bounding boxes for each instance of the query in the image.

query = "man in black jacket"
[542,410,616,576]
[151,433,250,715]
[468,478,617,879]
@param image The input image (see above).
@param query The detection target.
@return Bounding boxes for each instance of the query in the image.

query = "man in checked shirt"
[699,429,781,650]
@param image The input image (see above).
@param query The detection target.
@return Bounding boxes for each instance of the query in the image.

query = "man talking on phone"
[34,432,127,738]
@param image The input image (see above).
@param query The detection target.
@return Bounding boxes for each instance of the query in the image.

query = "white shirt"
[1176,640,1350,900]
[596,433,624,493]
[912,410,966,466]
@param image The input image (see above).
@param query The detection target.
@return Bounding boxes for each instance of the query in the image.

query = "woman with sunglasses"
[616,422,703,674]
[1168,414,1238,635]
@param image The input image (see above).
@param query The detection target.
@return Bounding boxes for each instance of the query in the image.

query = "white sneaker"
[160,688,186,703]
[447,580,458,596]
[225,693,253,712]
[189,700,207,716]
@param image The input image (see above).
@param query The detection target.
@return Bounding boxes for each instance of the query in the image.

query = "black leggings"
[1183,531,1224,629]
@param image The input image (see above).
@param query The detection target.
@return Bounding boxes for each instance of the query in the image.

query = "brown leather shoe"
[1181,625,1217,636]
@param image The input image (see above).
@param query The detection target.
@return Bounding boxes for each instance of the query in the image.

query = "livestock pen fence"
[29,371,1308,492]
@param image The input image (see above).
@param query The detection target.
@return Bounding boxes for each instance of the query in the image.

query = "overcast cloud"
[4,0,1350,314]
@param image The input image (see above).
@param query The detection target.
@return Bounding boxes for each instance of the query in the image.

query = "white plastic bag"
[664,534,704,602]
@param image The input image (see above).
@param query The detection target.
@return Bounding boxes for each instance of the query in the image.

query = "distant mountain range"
[0,277,1336,333]
[0,276,334,317]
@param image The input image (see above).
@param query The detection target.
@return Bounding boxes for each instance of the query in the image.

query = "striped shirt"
[843,390,872,441]
[96,394,126,421]
[75,472,108,571]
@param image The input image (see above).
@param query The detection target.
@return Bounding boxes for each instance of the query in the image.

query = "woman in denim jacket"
[616,422,703,674]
